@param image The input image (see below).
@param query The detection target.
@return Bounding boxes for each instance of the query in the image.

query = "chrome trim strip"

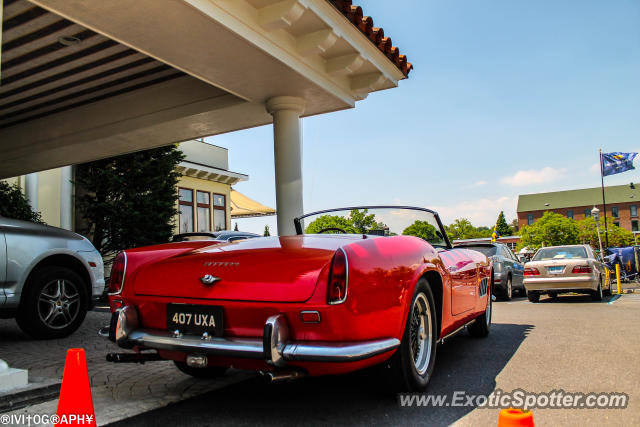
[328,247,349,305]
[107,251,127,296]
[128,329,265,359]
[282,338,400,362]
[123,329,399,363]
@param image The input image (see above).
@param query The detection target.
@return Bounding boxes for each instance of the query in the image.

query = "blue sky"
[208,0,640,234]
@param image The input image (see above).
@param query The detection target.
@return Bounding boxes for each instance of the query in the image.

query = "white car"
[523,244,609,302]
[0,217,105,338]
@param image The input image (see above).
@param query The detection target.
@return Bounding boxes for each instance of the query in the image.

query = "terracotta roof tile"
[328,0,412,76]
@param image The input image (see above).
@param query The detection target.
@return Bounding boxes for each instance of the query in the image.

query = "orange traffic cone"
[55,349,96,427]
[498,408,535,426]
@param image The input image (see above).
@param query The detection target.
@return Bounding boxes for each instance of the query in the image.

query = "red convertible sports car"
[103,207,492,391]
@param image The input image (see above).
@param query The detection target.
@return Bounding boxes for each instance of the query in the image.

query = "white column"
[266,96,305,236]
[24,173,39,211]
[60,166,73,230]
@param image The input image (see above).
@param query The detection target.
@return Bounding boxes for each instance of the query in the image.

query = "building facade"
[4,140,272,236]
[517,184,640,232]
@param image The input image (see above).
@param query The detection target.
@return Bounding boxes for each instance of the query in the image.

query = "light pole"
[592,206,604,260]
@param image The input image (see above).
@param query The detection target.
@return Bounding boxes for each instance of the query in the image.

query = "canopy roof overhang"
[230,189,276,218]
[0,0,410,178]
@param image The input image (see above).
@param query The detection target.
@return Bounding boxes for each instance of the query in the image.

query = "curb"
[0,380,61,413]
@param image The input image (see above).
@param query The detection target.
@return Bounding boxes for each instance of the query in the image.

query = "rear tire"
[592,277,603,301]
[468,294,491,338]
[501,277,513,301]
[173,361,228,378]
[527,290,540,303]
[384,279,438,392]
[16,266,89,339]
[602,276,612,297]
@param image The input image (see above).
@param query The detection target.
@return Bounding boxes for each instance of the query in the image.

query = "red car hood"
[132,235,360,302]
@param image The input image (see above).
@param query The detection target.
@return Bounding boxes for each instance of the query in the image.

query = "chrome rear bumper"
[110,306,399,366]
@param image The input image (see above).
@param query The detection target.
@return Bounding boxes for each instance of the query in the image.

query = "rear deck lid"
[132,236,353,302]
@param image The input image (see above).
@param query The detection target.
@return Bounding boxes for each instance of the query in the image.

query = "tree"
[445,218,492,240]
[75,145,184,259]
[305,214,356,234]
[495,211,512,236]
[402,220,438,241]
[264,225,270,236]
[510,218,520,234]
[517,211,579,250]
[304,209,383,234]
[0,181,44,224]
[577,216,634,249]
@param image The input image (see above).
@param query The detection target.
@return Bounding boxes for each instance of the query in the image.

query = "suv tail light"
[572,265,592,274]
[524,267,540,276]
[107,252,127,295]
[327,248,349,304]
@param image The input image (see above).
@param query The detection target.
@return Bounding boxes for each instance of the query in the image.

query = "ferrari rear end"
[103,236,401,377]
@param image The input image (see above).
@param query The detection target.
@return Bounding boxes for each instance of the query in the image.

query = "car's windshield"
[295,207,449,247]
[532,246,588,261]
[461,246,497,257]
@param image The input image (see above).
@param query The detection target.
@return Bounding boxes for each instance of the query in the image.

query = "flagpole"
[599,149,609,248]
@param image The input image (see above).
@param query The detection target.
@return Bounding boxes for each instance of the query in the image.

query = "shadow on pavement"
[537,294,616,304]
[110,323,533,427]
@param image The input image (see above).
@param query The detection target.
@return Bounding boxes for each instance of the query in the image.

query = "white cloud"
[500,167,565,186]
[432,196,518,227]
[590,163,600,174]
[466,180,488,188]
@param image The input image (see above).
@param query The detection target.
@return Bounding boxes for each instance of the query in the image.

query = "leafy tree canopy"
[75,145,184,259]
[264,225,271,236]
[402,220,438,241]
[576,216,634,249]
[495,211,513,236]
[0,181,44,224]
[517,211,579,250]
[305,209,384,234]
[445,218,492,240]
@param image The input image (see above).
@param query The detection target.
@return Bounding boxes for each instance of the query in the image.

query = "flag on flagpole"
[491,226,500,243]
[601,152,638,177]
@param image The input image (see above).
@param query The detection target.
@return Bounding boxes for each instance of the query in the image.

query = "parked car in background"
[454,242,524,300]
[104,206,492,392]
[523,244,608,302]
[172,231,260,243]
[0,217,104,338]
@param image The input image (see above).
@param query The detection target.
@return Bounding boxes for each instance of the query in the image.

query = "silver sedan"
[0,217,104,338]
[523,244,609,302]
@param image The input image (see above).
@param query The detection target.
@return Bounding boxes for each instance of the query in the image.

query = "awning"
[230,190,275,218]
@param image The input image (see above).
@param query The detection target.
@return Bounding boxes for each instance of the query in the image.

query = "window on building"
[178,188,194,233]
[527,214,534,225]
[613,221,620,228]
[611,206,619,218]
[631,205,638,218]
[633,220,639,232]
[213,193,226,231]
[196,191,211,232]
[584,208,591,218]
[567,210,574,219]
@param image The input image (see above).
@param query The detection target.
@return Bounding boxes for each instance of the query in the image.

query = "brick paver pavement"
[0,310,252,426]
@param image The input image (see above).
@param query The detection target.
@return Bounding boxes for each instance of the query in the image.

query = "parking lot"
[1,292,639,426]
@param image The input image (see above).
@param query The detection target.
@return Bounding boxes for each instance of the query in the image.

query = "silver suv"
[0,217,104,339]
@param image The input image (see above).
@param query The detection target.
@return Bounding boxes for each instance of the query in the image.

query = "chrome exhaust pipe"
[261,370,306,383]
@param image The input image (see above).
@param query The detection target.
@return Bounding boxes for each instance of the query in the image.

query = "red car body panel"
[109,234,491,376]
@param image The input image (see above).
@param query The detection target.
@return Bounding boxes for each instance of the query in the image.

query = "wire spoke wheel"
[410,293,433,375]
